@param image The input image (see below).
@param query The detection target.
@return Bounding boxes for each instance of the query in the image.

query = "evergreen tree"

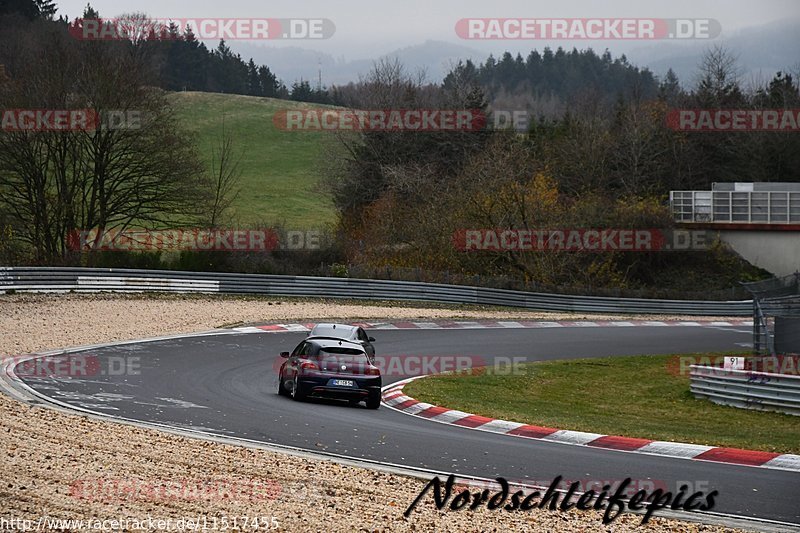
[35,0,56,19]
[82,3,98,19]
[247,59,260,96]
[257,65,279,97]
[0,0,41,19]
[658,68,682,103]
[290,79,313,102]
[766,71,799,107]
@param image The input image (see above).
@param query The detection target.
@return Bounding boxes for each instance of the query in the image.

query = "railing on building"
[671,190,800,224]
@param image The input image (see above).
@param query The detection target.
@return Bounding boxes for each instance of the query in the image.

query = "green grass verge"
[169,92,339,228]
[404,353,800,455]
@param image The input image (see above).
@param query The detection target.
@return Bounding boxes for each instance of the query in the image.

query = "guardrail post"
[753,299,761,354]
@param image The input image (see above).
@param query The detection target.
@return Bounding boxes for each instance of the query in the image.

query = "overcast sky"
[56,0,799,60]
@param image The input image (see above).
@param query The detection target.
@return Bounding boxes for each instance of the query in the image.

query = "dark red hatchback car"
[278,337,382,409]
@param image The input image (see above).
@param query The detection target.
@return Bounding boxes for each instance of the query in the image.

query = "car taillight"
[366,366,380,376]
[300,361,319,373]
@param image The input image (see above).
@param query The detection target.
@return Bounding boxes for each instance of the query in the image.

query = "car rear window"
[317,348,368,362]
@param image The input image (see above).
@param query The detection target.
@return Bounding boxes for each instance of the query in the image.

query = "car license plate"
[331,379,355,387]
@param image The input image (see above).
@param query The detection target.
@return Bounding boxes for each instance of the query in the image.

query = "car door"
[285,341,309,380]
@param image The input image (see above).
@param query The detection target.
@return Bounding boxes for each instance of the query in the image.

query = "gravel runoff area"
[0,293,746,532]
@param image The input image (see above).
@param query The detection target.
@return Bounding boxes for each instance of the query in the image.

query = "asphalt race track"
[16,325,800,525]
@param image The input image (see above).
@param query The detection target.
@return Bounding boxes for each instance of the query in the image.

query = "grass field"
[169,92,339,228]
[404,352,800,454]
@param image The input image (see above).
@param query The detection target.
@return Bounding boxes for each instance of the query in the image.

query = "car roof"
[309,323,359,339]
[305,337,365,351]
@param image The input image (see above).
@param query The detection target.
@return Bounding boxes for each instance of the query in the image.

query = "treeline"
[325,50,797,293]
[0,2,661,109]
[446,48,658,116]
[111,22,333,102]
[70,6,287,98]
[0,0,56,20]
[0,1,333,102]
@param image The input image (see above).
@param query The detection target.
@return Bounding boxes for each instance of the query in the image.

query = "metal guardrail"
[690,365,800,416]
[743,273,800,355]
[752,299,776,356]
[671,190,800,223]
[0,267,753,316]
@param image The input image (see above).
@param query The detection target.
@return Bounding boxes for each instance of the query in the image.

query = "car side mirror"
[280,352,290,358]
[368,337,376,342]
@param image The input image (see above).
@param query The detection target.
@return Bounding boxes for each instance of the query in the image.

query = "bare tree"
[203,120,242,227]
[695,45,744,105]
[0,18,205,262]
[324,58,489,221]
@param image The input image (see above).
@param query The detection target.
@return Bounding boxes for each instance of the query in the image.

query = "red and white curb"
[381,377,800,473]
[232,319,753,334]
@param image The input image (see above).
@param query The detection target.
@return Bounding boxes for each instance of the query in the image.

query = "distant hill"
[234,40,483,86]
[626,18,800,86]
[231,19,800,89]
